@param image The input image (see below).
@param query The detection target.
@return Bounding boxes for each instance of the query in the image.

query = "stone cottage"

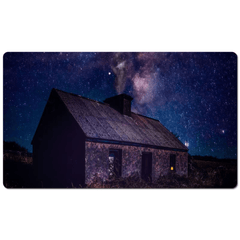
[31,88,188,187]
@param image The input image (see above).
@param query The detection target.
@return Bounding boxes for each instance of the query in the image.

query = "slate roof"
[55,89,188,151]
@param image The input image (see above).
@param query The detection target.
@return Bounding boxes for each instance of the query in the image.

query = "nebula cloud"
[108,53,162,110]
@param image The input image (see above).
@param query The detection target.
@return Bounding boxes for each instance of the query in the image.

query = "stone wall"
[85,141,188,184]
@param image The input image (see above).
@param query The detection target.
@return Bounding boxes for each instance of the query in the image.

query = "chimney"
[104,94,133,116]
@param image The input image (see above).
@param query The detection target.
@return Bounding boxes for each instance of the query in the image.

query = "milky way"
[3,52,237,159]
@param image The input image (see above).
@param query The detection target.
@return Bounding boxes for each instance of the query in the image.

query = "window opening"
[170,154,176,172]
[109,149,122,178]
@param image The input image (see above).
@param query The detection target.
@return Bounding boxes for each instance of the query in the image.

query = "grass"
[86,155,237,188]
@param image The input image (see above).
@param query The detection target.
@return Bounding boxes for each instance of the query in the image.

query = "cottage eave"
[85,137,188,152]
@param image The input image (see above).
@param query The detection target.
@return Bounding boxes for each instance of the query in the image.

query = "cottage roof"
[54,89,188,151]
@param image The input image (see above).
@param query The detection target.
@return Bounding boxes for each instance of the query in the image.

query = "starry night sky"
[3,52,237,159]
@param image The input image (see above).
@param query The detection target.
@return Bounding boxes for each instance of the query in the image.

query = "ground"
[3,153,237,188]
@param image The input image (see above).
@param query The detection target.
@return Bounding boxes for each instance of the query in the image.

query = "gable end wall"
[32,89,86,187]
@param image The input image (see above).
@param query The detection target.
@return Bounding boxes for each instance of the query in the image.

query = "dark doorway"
[141,152,152,182]
[109,149,122,178]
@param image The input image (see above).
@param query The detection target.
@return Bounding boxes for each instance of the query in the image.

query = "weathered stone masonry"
[85,141,188,184]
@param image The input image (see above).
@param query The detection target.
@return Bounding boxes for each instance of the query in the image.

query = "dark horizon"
[3,52,237,159]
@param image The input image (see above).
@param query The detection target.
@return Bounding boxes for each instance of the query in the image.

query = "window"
[109,149,122,178]
[141,152,152,182]
[170,154,176,172]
